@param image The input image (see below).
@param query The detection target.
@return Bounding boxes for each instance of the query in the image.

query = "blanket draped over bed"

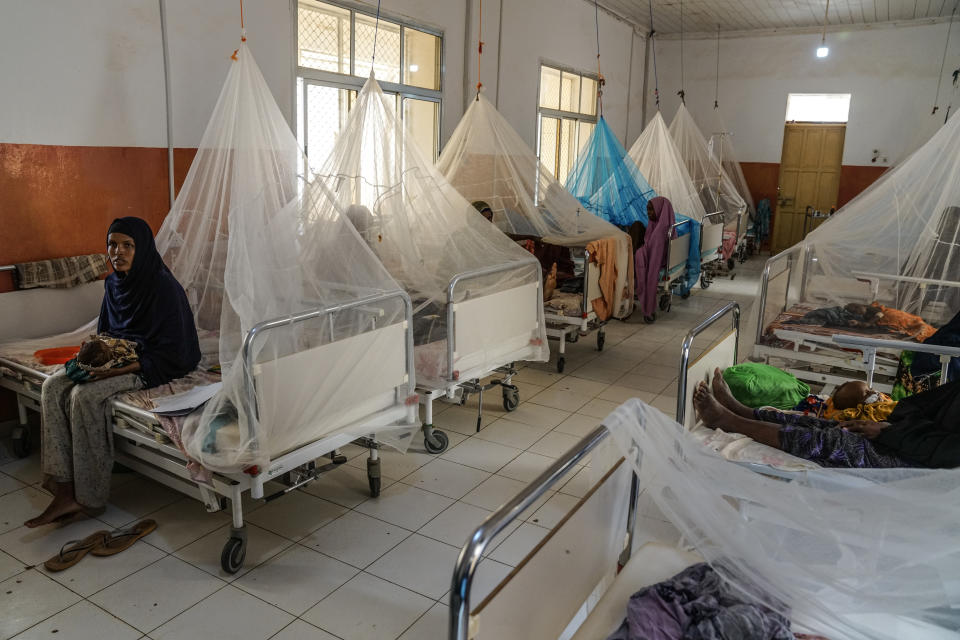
[605,563,793,640]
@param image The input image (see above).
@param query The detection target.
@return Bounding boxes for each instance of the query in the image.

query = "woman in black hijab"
[26,217,200,527]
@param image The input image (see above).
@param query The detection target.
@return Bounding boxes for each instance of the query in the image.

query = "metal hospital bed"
[543,247,606,374]
[697,212,726,289]
[0,287,419,574]
[418,257,545,444]
[752,243,960,391]
[643,220,690,324]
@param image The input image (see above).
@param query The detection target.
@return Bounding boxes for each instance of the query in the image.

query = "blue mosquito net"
[565,116,657,227]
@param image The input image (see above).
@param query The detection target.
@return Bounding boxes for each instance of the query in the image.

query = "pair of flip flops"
[44,519,157,572]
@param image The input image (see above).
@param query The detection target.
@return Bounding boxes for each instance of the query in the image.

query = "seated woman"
[694,368,960,469]
[26,217,201,527]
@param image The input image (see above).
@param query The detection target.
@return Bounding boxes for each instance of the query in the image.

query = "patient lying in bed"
[694,368,960,469]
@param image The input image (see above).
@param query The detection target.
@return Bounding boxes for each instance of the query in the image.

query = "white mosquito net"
[708,114,756,217]
[628,111,707,223]
[436,92,634,320]
[669,104,746,225]
[156,44,416,472]
[602,399,960,640]
[312,76,548,389]
[768,111,960,326]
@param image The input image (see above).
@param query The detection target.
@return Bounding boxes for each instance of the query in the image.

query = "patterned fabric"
[78,335,139,373]
[756,408,908,469]
[892,350,938,401]
[823,395,896,422]
[14,254,109,289]
[40,369,142,509]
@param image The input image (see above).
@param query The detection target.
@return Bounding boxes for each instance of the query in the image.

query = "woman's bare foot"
[693,381,734,428]
[24,482,86,528]
[710,368,754,419]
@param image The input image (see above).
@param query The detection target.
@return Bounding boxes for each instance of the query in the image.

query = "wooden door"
[772,123,845,253]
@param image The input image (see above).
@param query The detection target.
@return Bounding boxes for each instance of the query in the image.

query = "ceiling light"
[816,46,829,58]
[408,64,419,72]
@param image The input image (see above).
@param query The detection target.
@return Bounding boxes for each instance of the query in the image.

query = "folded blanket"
[15,254,109,289]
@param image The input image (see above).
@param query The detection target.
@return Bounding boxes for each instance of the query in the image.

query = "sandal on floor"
[43,531,110,572]
[90,519,158,557]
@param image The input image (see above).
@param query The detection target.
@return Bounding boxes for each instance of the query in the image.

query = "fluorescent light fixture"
[408,64,419,72]
[816,46,829,58]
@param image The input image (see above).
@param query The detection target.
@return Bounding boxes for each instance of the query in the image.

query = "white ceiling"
[597,0,956,35]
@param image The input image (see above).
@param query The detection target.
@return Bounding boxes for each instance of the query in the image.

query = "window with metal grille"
[296,0,442,172]
[536,64,598,184]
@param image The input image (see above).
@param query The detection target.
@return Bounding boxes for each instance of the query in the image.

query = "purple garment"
[606,563,793,640]
[635,197,676,316]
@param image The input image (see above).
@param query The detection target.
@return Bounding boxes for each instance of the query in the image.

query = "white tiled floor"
[0,258,763,639]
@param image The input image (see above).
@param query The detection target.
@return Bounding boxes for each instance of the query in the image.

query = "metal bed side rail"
[0,357,54,382]
[832,334,960,385]
[754,244,800,346]
[677,301,741,425]
[241,287,417,434]
[445,257,543,382]
[449,424,614,640]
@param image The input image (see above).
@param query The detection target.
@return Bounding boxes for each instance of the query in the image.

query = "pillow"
[722,362,809,410]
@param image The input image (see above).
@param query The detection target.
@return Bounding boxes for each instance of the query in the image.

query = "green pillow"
[722,362,809,410]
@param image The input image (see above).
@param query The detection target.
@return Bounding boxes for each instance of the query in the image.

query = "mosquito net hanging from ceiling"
[312,75,548,389]
[601,399,960,640]
[436,93,634,319]
[708,113,756,217]
[780,111,960,323]
[155,44,413,472]
[565,116,657,227]
[669,103,746,225]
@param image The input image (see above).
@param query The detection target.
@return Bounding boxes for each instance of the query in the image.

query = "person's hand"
[86,368,118,381]
[840,420,890,439]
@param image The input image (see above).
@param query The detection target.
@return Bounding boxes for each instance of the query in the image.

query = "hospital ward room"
[2,1,960,639]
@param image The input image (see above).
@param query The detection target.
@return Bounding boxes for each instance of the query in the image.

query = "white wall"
[646,22,960,166]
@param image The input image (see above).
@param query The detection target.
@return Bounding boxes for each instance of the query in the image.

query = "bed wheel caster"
[423,429,449,454]
[221,527,247,574]
[727,258,736,271]
[596,331,606,351]
[680,290,691,299]
[367,457,382,497]
[658,296,671,313]
[643,314,656,324]
[556,357,565,373]
[330,450,347,464]
[11,425,30,458]
[501,385,519,412]
[700,275,711,290]
[568,331,579,344]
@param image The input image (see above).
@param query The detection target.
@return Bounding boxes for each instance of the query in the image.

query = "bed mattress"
[760,303,921,350]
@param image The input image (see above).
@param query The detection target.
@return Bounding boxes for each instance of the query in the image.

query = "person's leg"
[68,374,142,510]
[39,370,75,484]
[693,382,782,448]
[709,368,755,418]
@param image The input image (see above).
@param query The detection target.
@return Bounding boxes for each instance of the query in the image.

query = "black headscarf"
[98,217,200,388]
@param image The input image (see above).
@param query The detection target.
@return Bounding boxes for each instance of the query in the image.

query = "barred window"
[537,64,598,183]
[296,0,442,171]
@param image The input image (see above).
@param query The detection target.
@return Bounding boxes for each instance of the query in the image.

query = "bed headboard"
[0,281,103,342]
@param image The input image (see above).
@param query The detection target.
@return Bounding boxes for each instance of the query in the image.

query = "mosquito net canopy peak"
[565,115,657,227]
[313,76,548,386]
[668,103,746,224]
[708,112,756,217]
[601,399,960,640]
[628,111,707,223]
[437,92,634,319]
[793,110,960,319]
[155,45,411,472]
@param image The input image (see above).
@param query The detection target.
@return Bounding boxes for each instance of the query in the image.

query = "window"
[537,64,598,183]
[785,93,851,123]
[296,0,442,174]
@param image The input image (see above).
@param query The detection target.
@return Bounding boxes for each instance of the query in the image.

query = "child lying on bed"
[786,302,936,340]
[694,368,960,469]
[822,380,896,422]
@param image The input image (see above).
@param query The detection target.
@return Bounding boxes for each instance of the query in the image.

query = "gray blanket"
[605,563,793,640]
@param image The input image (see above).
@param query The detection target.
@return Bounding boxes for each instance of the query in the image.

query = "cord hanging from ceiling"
[372,0,383,67]
[714,25,720,109]
[932,1,958,115]
[648,0,660,110]
[476,0,484,98]
[595,0,605,116]
[677,0,685,104]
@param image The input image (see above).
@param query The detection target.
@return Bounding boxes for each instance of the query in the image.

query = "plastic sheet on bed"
[311,75,547,389]
[565,116,657,227]
[436,92,633,319]
[601,399,960,640]
[791,111,960,321]
[155,44,415,472]
[668,104,745,225]
[628,111,707,223]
